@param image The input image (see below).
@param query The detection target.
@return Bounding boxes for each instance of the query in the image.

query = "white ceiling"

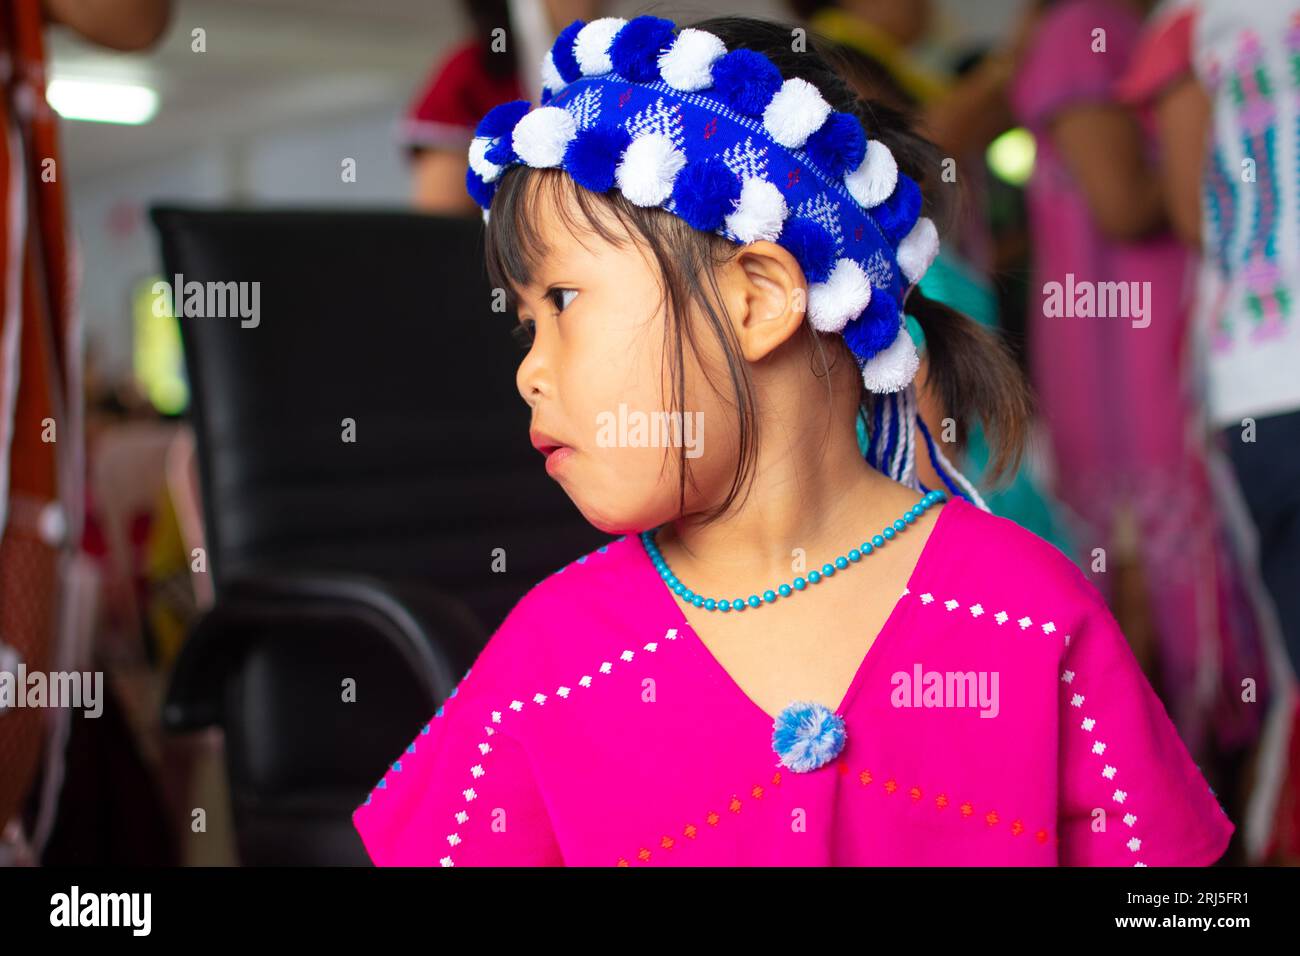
[50,0,468,180]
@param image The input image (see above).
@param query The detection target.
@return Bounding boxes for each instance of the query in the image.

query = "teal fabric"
[858,248,1078,563]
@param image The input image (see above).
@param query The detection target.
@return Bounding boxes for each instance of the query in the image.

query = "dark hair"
[483,16,1031,524]
[779,1,909,107]
[461,0,516,80]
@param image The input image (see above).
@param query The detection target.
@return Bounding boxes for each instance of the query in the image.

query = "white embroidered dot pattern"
[908,585,1148,864]
[366,539,692,866]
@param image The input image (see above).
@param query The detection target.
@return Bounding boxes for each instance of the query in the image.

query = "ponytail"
[903,285,1034,487]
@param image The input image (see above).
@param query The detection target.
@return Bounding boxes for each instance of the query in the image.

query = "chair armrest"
[161,570,487,732]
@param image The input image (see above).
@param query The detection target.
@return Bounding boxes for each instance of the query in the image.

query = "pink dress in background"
[1010,0,1266,762]
[352,496,1233,866]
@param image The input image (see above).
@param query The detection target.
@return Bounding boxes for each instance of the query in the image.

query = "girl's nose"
[516,340,550,406]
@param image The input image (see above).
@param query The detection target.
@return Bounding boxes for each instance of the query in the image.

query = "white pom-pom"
[808,259,873,333]
[762,77,832,149]
[575,18,627,76]
[541,51,564,94]
[468,136,503,183]
[512,106,577,168]
[725,177,788,243]
[861,322,920,393]
[897,217,939,284]
[482,207,491,225]
[659,28,726,91]
[615,132,687,207]
[845,140,897,209]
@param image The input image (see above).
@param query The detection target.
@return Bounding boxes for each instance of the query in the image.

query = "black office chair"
[150,207,609,865]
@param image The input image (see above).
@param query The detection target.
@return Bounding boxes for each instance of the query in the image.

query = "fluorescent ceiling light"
[46,78,158,125]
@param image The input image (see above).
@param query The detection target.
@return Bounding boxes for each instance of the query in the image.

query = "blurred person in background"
[1008,0,1270,824]
[796,0,1081,563]
[0,0,170,866]
[789,0,1037,274]
[1120,0,1300,864]
[405,0,606,213]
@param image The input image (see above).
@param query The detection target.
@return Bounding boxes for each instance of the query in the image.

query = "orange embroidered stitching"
[617,763,1056,865]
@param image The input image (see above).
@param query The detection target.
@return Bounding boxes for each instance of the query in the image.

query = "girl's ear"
[720,240,808,363]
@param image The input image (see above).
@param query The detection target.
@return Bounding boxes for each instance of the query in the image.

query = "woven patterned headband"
[465,15,942,397]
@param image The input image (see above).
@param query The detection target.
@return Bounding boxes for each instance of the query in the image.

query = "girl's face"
[511,182,740,536]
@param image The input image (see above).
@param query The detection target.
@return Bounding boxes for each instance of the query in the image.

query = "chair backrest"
[149,207,609,632]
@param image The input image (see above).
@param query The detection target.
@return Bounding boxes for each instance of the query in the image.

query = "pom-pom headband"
[466,15,942,396]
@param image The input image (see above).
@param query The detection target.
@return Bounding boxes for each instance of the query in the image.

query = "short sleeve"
[1057,592,1235,866]
[352,666,563,867]
[1116,5,1196,107]
[399,40,524,152]
[400,45,479,152]
[1011,0,1139,128]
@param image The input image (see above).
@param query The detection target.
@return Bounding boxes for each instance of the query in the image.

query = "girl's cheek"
[566,455,660,532]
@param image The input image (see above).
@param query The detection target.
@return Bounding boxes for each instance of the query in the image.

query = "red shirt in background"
[399,39,525,153]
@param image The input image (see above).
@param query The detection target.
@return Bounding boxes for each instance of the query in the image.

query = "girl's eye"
[510,319,535,351]
[548,288,578,312]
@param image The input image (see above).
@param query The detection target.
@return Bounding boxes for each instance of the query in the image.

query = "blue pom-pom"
[864,283,901,326]
[565,123,632,192]
[465,167,497,209]
[609,15,675,83]
[484,135,516,167]
[671,157,741,231]
[771,701,846,773]
[552,20,587,83]
[777,217,836,283]
[873,174,922,245]
[842,297,900,360]
[804,112,867,177]
[710,49,782,116]
[475,99,531,139]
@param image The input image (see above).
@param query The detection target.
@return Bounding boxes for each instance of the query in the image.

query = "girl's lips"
[544,446,574,476]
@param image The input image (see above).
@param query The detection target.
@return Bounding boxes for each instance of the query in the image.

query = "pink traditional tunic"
[352,496,1234,866]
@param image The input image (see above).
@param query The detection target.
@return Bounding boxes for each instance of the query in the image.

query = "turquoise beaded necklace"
[641,489,946,612]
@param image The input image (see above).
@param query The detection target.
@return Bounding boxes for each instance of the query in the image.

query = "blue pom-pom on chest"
[771,700,847,772]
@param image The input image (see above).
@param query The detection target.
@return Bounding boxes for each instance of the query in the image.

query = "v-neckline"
[634,496,960,730]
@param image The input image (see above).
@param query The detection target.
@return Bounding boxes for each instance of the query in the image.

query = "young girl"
[352,14,1234,866]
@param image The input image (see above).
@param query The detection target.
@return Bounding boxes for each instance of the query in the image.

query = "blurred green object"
[857,248,1079,564]
[986,127,1036,187]
[133,275,189,415]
